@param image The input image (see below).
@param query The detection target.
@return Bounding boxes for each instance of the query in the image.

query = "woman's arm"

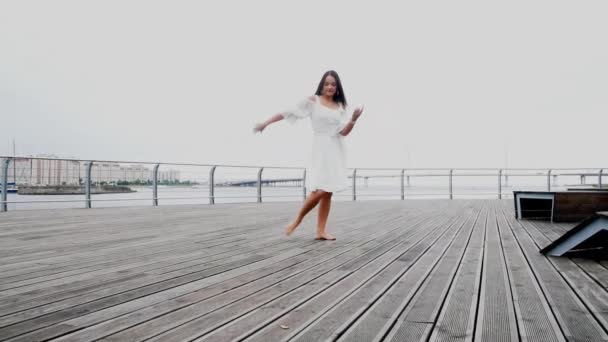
[340,105,364,136]
[254,113,285,133]
[339,119,357,136]
[255,96,316,133]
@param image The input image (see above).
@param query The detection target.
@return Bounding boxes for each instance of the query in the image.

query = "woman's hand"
[253,123,266,134]
[351,105,364,122]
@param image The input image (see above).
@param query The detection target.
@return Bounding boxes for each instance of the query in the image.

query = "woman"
[254,70,363,240]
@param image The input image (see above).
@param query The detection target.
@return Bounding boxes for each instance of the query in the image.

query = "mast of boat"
[504,141,509,187]
[12,139,16,184]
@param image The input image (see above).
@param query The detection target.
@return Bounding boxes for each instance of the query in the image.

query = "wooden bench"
[513,190,608,222]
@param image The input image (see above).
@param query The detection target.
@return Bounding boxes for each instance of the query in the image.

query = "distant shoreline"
[18,185,135,195]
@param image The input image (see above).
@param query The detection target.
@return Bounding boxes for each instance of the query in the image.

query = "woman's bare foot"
[315,231,336,240]
[285,221,300,236]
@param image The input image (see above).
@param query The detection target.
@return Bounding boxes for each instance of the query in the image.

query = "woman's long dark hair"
[314,70,347,106]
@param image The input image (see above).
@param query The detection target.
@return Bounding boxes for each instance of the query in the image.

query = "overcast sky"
[1,0,606,170]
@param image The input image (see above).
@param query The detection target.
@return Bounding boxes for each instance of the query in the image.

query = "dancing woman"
[254,70,363,240]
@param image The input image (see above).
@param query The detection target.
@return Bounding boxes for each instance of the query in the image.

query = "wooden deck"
[0,200,607,342]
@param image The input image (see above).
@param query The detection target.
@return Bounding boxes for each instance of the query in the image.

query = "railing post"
[257,167,264,203]
[1,158,10,212]
[498,169,503,199]
[580,174,585,185]
[449,169,453,200]
[209,166,216,205]
[85,161,93,208]
[152,164,160,206]
[600,169,604,189]
[400,169,405,200]
[302,169,307,201]
[352,168,357,201]
[547,169,552,191]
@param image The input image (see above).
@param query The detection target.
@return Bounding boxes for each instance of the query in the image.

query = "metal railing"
[1,156,605,211]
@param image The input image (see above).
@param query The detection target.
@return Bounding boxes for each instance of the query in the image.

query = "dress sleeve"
[281,97,314,123]
[335,105,352,135]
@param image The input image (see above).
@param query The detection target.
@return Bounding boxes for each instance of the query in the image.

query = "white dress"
[282,96,352,193]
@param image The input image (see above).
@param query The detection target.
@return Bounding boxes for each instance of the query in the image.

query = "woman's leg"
[316,192,335,240]
[285,190,326,235]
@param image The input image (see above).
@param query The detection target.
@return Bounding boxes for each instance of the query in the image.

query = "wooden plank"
[8,248,312,342]
[0,203,287,251]
[0,215,270,273]
[572,258,608,290]
[0,226,324,313]
[4,202,428,341]
[116,207,455,342]
[524,219,608,290]
[0,237,239,287]
[1,210,280,250]
[510,207,608,335]
[237,206,467,342]
[340,202,481,342]
[474,202,519,342]
[496,204,566,341]
[529,220,566,242]
[0,200,360,295]
[0,230,308,313]
[0,237,239,289]
[0,202,358,336]
[0,200,408,284]
[427,204,487,342]
[499,203,608,341]
[0,251,295,340]
[547,257,608,333]
[16,203,417,341]
[0,215,297,281]
[0,200,606,342]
